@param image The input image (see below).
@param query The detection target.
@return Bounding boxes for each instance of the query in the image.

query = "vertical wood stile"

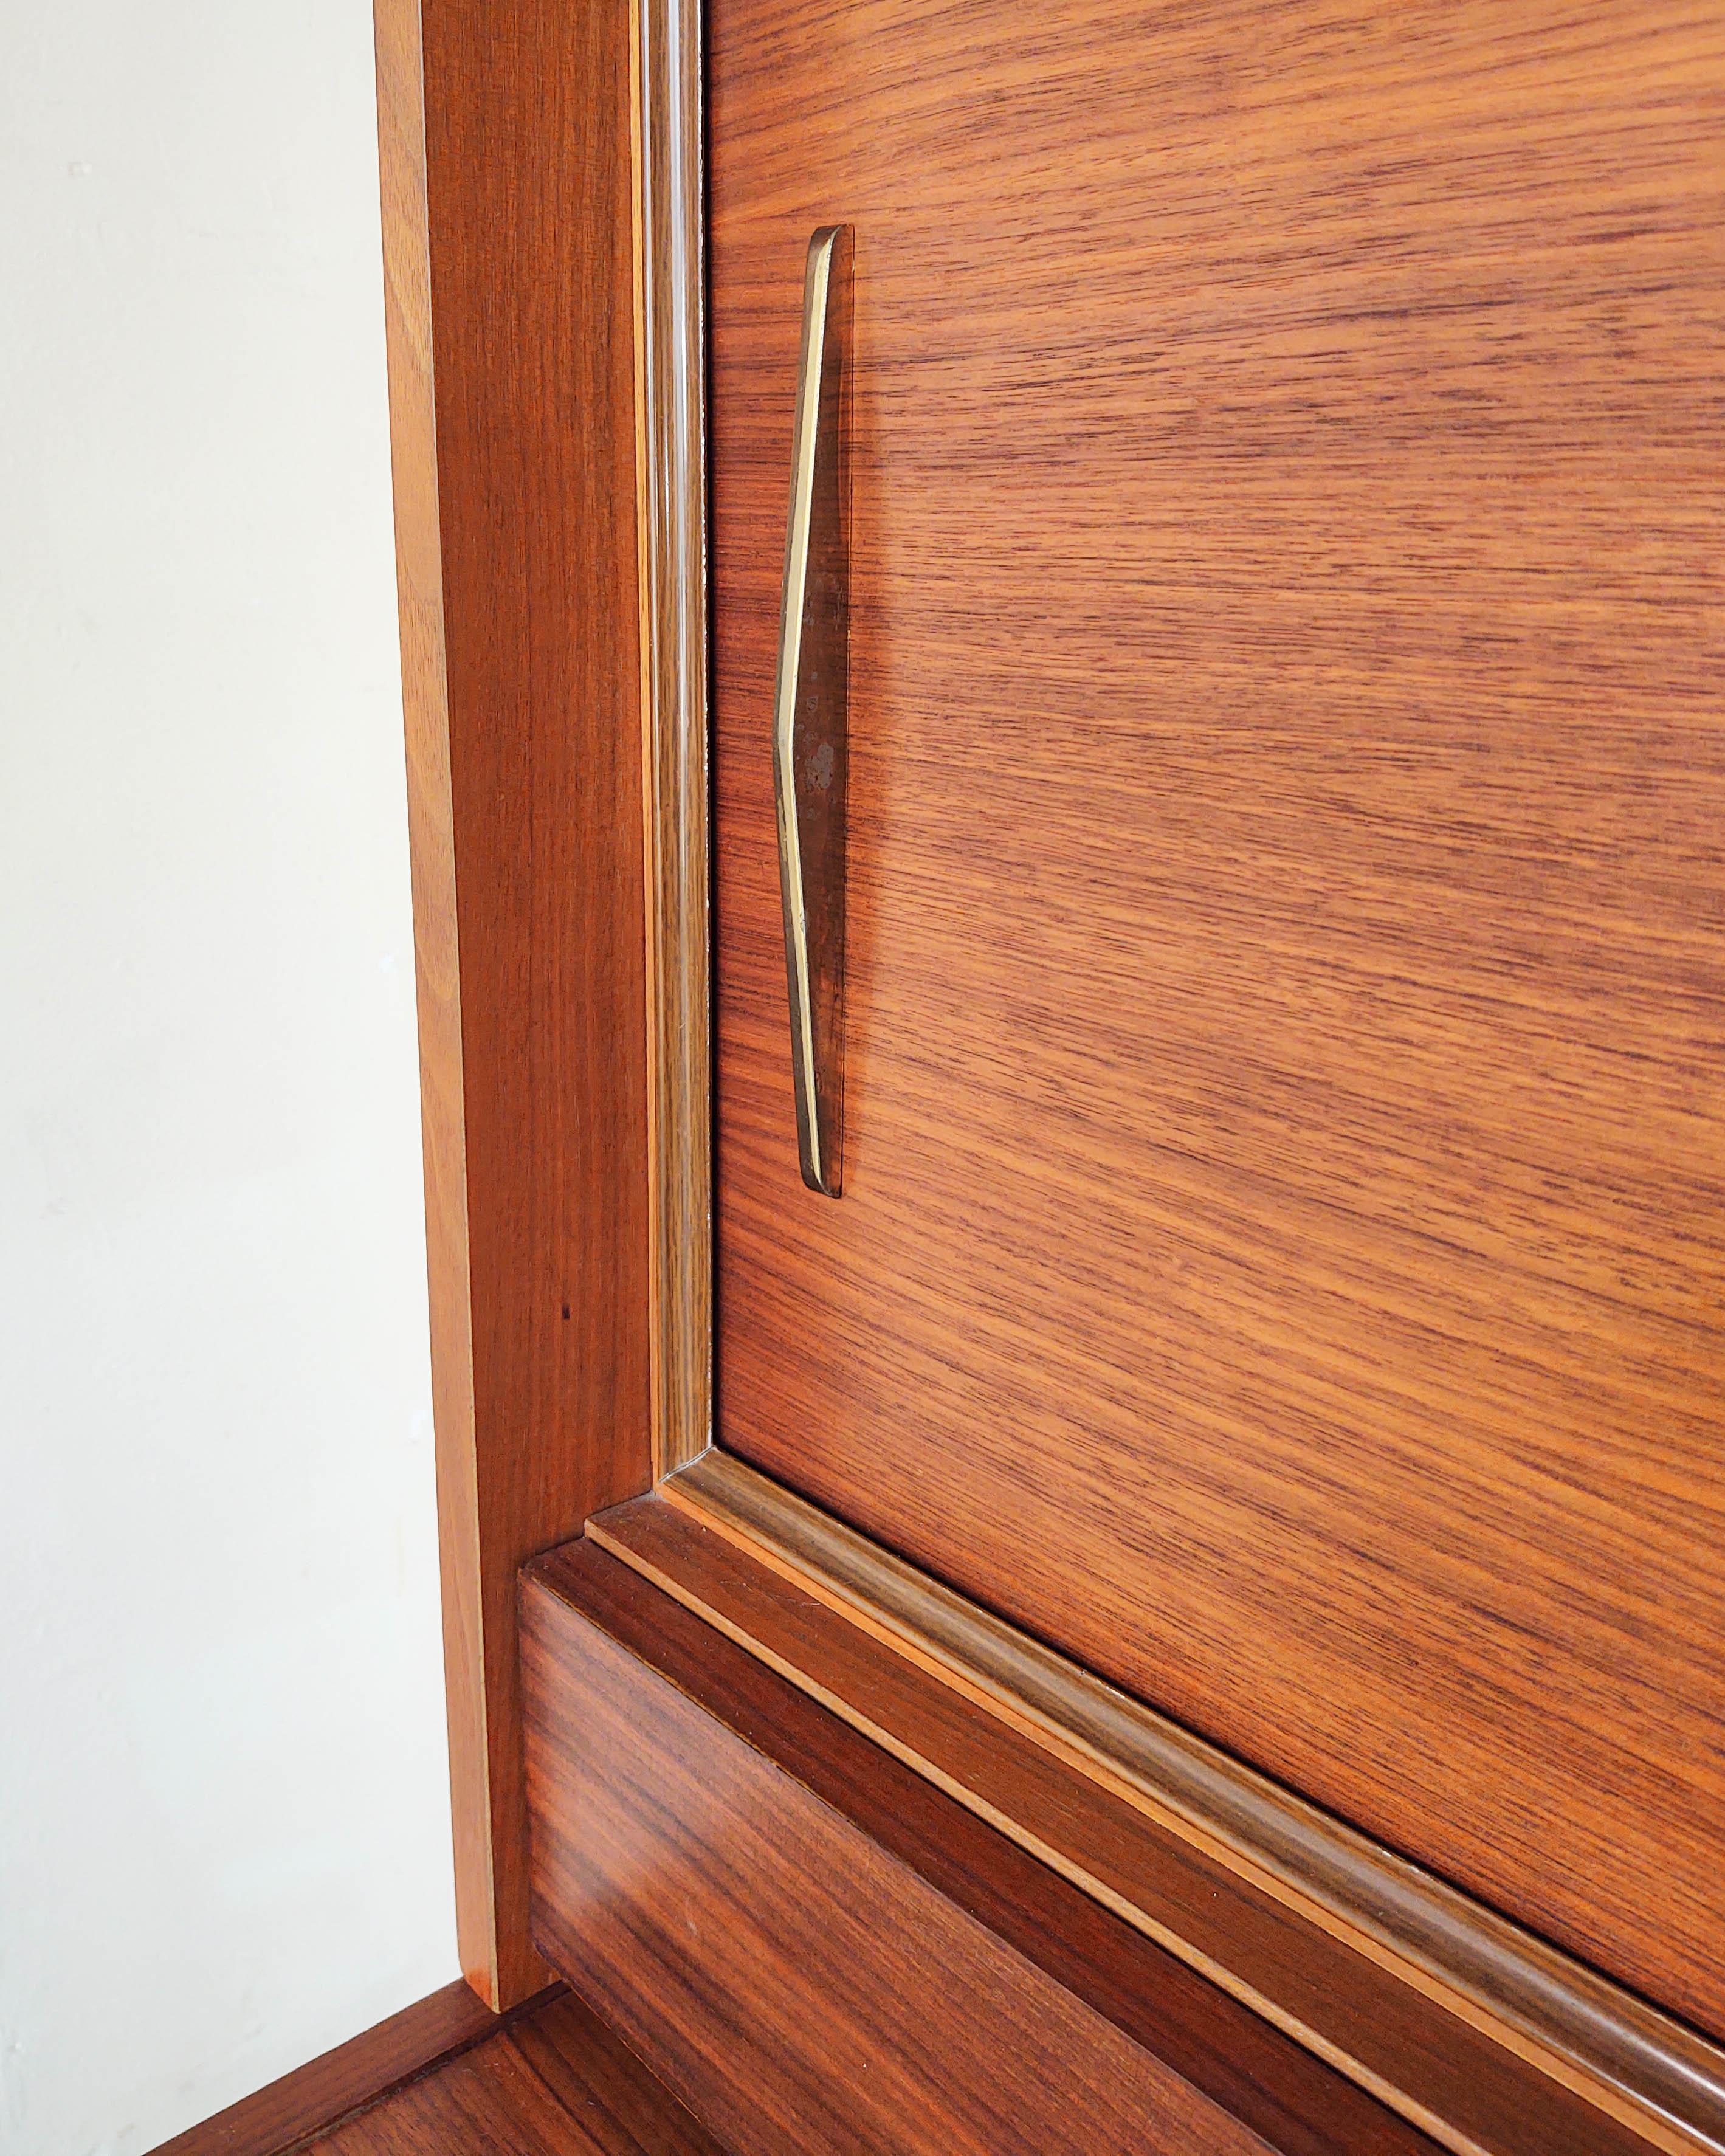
[637,0,712,1480]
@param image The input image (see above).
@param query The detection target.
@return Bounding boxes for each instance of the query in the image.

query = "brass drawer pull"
[773,224,851,1197]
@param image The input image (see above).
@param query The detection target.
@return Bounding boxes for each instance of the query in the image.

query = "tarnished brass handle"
[773,225,851,1197]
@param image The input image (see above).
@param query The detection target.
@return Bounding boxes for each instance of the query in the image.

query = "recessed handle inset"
[773,225,851,1197]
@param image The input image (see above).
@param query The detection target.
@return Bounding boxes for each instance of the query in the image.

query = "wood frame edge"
[376,0,650,2011]
[144,1980,564,2156]
[371,0,499,2007]
[638,0,713,1483]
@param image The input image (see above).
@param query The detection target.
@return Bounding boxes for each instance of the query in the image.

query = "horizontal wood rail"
[586,1455,1725,2156]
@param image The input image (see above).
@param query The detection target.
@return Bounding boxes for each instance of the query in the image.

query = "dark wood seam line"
[260,1988,563,2156]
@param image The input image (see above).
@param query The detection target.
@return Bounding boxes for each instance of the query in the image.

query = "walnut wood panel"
[503,1991,731,2156]
[374,0,650,2006]
[708,0,1725,2035]
[311,2039,586,2156]
[523,1535,1451,2156]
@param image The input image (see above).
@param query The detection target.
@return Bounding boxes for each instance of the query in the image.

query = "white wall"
[0,5,459,2151]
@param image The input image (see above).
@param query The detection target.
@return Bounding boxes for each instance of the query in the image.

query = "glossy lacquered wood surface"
[308,1989,725,2156]
[374,0,650,2003]
[708,0,1725,2034]
[524,1536,1445,2156]
[146,1981,534,2156]
[152,1977,721,2156]
[638,0,714,1479]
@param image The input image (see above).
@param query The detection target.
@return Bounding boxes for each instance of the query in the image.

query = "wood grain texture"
[595,1473,1721,2156]
[146,1980,551,2156]
[375,0,652,2005]
[310,1991,728,2156]
[524,1534,1452,2156]
[374,0,492,2003]
[503,1991,731,2156]
[708,0,1725,2033]
[309,2040,596,2156]
[637,0,714,1477]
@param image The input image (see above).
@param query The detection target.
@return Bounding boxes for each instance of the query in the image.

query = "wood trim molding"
[525,1536,1442,2156]
[587,1463,1725,2156]
[374,0,652,2008]
[636,0,712,1483]
[373,0,495,2006]
[145,1981,562,2156]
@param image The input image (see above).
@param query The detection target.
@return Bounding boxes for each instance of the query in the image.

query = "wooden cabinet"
[382,1,1725,2147]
